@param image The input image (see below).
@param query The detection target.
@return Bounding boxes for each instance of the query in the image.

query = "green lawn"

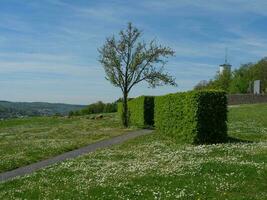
[0,113,133,173]
[228,104,267,142]
[0,104,267,199]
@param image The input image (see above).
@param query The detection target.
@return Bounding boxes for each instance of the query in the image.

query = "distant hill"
[0,101,86,119]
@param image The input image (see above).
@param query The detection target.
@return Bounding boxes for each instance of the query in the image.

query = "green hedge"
[154,90,228,144]
[117,96,154,127]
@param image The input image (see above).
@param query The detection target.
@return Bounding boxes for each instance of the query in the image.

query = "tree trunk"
[122,91,129,127]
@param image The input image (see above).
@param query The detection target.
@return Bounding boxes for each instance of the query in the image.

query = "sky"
[1,0,267,104]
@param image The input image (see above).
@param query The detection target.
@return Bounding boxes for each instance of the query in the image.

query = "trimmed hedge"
[155,90,228,144]
[118,96,154,127]
[117,102,123,119]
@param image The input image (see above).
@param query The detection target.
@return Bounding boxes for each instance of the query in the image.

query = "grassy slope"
[0,114,133,173]
[0,104,267,199]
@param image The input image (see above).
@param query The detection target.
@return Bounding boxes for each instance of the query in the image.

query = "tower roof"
[220,63,232,67]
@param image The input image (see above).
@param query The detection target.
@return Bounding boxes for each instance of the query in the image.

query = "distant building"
[219,48,232,74]
[219,63,231,74]
[253,80,261,95]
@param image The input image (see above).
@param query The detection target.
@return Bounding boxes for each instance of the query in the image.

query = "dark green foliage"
[229,64,252,94]
[213,70,232,92]
[249,58,267,93]
[70,101,117,116]
[103,103,117,113]
[155,90,228,144]
[195,70,232,92]
[118,96,154,128]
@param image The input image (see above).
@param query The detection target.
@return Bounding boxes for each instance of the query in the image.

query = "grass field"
[0,104,267,199]
[0,114,133,173]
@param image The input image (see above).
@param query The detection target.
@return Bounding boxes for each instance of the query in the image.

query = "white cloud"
[0,52,74,63]
[140,0,267,16]
[0,51,103,81]
[0,60,100,78]
[44,0,129,23]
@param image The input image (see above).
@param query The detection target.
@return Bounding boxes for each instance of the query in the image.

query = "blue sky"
[1,0,267,104]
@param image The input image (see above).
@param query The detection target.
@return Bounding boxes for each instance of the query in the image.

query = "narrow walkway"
[0,129,153,183]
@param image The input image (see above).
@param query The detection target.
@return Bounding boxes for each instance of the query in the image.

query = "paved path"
[0,129,153,183]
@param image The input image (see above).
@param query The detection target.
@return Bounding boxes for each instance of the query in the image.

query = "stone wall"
[227,94,267,105]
